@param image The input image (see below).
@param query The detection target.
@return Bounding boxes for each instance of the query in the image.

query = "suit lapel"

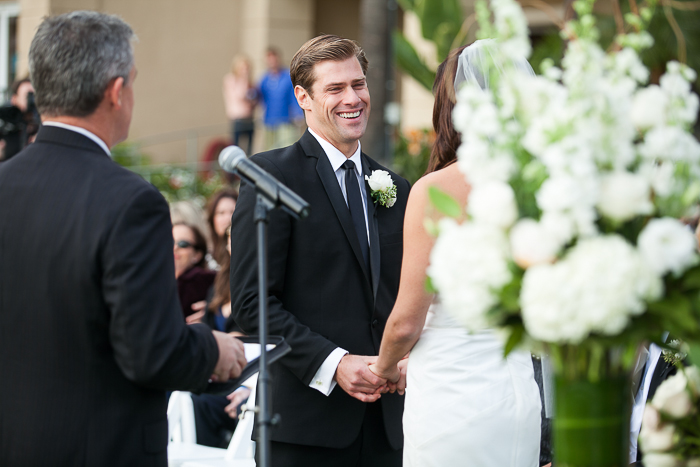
[362,154,380,301]
[312,139,371,281]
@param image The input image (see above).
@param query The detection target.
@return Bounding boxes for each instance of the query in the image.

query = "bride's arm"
[370,176,436,383]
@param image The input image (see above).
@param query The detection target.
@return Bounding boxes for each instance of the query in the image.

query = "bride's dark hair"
[425,44,468,175]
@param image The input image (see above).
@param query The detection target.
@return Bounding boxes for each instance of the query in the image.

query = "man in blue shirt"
[259,47,304,149]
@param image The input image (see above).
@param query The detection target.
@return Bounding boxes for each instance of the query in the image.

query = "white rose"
[596,171,653,222]
[510,219,561,268]
[651,371,694,418]
[639,421,676,452]
[631,86,668,130]
[643,452,678,467]
[365,170,393,192]
[468,181,518,229]
[638,218,698,276]
[685,366,700,397]
[642,405,661,431]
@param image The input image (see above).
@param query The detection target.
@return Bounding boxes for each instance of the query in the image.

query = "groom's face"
[295,57,370,156]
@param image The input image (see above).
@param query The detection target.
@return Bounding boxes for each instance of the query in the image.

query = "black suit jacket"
[230,130,409,449]
[0,126,220,466]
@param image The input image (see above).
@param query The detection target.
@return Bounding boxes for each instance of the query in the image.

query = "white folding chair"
[168,379,257,467]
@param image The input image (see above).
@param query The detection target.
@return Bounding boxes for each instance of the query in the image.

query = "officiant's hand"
[210,331,248,382]
[335,355,387,403]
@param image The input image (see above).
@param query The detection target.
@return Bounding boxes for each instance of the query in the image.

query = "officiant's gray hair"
[28,11,135,117]
[290,34,368,98]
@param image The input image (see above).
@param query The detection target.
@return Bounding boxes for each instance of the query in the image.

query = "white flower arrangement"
[640,365,700,466]
[427,0,700,371]
[365,170,397,208]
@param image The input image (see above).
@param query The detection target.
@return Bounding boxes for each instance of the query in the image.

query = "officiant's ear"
[295,85,311,112]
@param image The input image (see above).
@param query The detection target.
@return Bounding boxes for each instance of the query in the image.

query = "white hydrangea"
[521,235,662,343]
[631,86,668,131]
[467,181,518,228]
[429,220,512,331]
[510,218,562,268]
[638,218,698,276]
[597,171,653,222]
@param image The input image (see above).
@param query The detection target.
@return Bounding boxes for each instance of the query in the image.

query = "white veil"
[454,39,535,92]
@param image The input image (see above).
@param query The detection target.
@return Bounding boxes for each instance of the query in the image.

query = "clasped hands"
[335,354,408,403]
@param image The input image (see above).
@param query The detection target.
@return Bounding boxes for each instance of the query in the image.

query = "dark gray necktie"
[343,160,369,269]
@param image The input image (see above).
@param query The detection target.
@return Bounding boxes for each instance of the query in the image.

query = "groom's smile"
[295,56,371,157]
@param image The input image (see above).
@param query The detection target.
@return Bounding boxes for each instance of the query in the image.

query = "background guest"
[205,187,238,265]
[223,55,257,155]
[258,47,304,150]
[190,224,251,448]
[173,222,216,318]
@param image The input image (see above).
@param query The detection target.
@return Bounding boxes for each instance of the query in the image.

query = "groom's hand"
[335,355,387,403]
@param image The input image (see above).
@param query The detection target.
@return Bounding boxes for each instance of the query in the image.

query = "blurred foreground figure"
[0,11,246,466]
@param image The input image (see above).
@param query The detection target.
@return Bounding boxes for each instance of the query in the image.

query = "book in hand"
[204,335,290,395]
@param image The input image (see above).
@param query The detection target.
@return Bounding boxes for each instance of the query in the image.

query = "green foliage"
[111,142,148,167]
[393,31,436,91]
[394,0,465,91]
[392,128,432,184]
[112,141,231,205]
[149,168,230,205]
[428,185,461,218]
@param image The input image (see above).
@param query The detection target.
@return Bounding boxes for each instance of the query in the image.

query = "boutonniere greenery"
[365,170,397,208]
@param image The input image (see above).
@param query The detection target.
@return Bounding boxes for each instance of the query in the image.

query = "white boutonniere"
[365,170,397,208]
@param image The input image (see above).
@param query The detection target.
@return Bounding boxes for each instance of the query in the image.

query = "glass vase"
[553,374,630,467]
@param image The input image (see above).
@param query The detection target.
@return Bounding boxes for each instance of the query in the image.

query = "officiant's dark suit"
[230,35,409,466]
[0,12,246,467]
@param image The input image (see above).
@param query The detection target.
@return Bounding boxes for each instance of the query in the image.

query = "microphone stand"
[254,193,274,467]
[253,193,290,467]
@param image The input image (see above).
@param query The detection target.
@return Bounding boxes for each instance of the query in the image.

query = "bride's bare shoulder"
[410,164,469,207]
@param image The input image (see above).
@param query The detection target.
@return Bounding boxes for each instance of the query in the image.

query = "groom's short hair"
[290,34,368,98]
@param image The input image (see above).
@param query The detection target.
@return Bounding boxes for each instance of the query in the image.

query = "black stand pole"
[254,193,275,467]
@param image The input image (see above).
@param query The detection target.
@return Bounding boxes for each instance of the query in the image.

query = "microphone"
[218,146,310,219]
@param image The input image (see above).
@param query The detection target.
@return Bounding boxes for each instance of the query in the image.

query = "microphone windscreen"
[218,145,247,173]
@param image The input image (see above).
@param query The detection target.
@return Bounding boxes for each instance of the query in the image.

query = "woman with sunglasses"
[173,222,216,319]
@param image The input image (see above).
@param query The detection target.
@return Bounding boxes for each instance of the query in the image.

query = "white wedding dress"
[403,304,542,467]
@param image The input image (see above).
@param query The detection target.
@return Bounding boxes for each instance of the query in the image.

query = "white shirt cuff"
[309,347,348,396]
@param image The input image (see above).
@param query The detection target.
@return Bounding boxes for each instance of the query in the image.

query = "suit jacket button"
[371,319,378,328]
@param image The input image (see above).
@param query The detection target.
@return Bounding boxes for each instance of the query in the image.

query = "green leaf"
[688,342,700,366]
[503,326,524,357]
[682,265,700,291]
[393,30,436,91]
[425,275,437,294]
[428,185,462,218]
[416,0,462,41]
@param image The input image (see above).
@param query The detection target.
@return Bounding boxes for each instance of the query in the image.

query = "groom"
[229,35,410,466]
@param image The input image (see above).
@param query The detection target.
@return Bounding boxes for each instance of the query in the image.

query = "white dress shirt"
[306,128,372,396]
[630,343,663,463]
[42,121,111,156]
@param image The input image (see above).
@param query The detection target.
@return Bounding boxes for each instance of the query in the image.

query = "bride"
[369,40,542,466]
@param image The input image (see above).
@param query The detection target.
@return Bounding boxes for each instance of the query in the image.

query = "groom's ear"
[295,85,311,112]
